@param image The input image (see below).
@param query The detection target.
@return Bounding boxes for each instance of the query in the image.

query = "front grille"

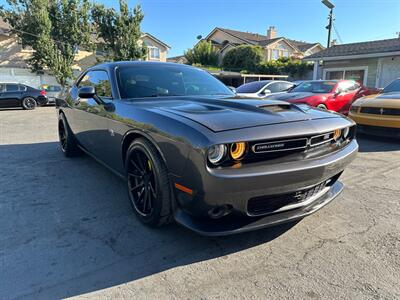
[360,107,400,116]
[247,177,336,216]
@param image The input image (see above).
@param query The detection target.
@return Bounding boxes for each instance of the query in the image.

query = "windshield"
[290,81,336,93]
[383,79,400,93]
[236,81,268,93]
[117,65,234,99]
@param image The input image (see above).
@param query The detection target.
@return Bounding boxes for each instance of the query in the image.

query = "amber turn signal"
[230,142,247,160]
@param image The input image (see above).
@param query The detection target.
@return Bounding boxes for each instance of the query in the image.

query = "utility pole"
[322,0,335,48]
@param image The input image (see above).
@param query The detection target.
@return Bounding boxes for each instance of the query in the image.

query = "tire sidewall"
[22,97,37,110]
[125,139,170,226]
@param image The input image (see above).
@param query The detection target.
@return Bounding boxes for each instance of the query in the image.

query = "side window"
[0,84,4,92]
[79,70,112,99]
[281,82,294,91]
[267,82,281,93]
[19,85,27,91]
[5,84,19,92]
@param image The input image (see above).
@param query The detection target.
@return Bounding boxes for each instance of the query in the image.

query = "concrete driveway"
[1,107,399,299]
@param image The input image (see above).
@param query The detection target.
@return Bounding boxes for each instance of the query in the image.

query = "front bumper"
[174,180,343,236]
[349,111,400,129]
[173,140,358,235]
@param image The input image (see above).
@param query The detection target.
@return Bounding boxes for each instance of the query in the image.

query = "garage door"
[379,56,400,88]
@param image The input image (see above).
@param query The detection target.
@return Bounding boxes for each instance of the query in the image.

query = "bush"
[222,45,263,73]
[258,57,313,77]
[184,41,219,66]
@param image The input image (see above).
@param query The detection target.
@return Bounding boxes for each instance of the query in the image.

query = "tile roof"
[305,38,400,59]
[214,27,320,52]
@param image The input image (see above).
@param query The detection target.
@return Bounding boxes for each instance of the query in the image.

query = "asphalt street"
[0,107,399,299]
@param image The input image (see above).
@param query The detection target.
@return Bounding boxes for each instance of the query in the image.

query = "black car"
[0,83,48,110]
[56,61,358,236]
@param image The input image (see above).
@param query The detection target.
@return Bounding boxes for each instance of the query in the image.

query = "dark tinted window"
[117,65,233,99]
[383,79,400,93]
[291,81,336,93]
[5,84,19,92]
[79,70,112,98]
[266,82,282,93]
[19,85,27,91]
[236,81,269,93]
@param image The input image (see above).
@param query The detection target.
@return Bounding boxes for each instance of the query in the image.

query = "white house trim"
[375,58,383,88]
[322,66,369,85]
[304,51,400,62]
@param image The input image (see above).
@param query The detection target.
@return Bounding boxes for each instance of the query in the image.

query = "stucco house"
[0,18,170,87]
[304,37,400,88]
[200,26,324,63]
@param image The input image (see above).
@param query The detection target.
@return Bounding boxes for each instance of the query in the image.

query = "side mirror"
[262,89,271,95]
[78,86,95,98]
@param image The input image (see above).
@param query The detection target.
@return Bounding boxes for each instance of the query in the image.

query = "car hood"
[141,96,339,132]
[354,92,400,108]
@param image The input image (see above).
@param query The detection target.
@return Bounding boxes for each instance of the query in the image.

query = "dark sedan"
[56,62,358,236]
[0,83,48,109]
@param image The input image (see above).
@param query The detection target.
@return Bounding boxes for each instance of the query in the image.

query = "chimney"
[267,26,277,39]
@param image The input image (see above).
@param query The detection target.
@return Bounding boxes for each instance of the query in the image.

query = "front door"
[332,81,359,112]
[70,70,116,164]
[0,84,22,108]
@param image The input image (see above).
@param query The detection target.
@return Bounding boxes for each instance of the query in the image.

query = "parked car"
[236,80,294,98]
[0,83,47,110]
[40,84,62,105]
[349,78,400,137]
[265,80,378,115]
[56,61,357,236]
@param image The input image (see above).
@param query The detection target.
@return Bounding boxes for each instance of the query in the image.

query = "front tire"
[317,104,327,110]
[125,138,172,227]
[58,113,82,157]
[22,97,37,110]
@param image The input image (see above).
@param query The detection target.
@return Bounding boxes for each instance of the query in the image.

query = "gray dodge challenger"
[56,61,358,236]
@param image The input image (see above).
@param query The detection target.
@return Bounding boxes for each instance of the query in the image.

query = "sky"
[2,0,400,57]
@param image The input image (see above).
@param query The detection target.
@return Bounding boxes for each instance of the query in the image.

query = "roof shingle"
[304,38,400,59]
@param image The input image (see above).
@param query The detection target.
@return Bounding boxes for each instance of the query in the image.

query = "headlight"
[342,126,350,139]
[208,144,226,165]
[230,142,247,160]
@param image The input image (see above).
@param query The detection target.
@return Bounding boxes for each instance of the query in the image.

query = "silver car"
[40,85,63,104]
[236,80,294,98]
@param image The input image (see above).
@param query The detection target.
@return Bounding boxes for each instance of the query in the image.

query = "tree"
[222,45,263,73]
[1,0,93,86]
[91,0,147,61]
[184,40,219,66]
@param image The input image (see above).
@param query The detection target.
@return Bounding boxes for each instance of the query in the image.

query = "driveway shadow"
[0,142,296,299]
[356,133,400,153]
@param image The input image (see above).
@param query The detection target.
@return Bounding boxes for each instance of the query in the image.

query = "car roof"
[89,61,196,71]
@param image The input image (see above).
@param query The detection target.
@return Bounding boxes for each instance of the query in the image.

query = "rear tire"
[22,97,37,110]
[58,113,82,157]
[125,138,172,227]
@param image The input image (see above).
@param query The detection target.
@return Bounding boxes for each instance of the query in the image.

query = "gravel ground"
[0,107,399,300]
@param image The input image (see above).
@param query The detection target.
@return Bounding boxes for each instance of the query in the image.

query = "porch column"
[312,60,318,80]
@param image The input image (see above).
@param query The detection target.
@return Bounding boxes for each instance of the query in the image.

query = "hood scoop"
[259,104,292,113]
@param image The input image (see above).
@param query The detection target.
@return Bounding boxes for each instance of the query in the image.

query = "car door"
[0,84,22,107]
[331,81,357,111]
[70,69,115,163]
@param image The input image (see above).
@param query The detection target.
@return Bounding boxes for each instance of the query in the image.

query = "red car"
[265,80,378,115]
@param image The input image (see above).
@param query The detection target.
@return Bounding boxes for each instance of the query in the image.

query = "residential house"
[304,37,400,88]
[0,18,170,87]
[200,26,324,63]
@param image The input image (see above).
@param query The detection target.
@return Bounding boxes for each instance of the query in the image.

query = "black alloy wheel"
[58,113,82,157]
[128,149,157,217]
[22,97,37,110]
[126,138,172,227]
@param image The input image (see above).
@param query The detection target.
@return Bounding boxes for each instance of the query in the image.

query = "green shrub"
[222,45,263,73]
[184,41,219,66]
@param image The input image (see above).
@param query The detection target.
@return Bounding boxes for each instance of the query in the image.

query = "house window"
[271,49,279,60]
[324,67,367,85]
[148,47,160,60]
[282,50,289,58]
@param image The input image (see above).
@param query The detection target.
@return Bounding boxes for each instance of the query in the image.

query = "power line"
[333,23,344,44]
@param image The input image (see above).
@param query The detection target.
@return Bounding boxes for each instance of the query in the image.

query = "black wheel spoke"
[127,148,157,217]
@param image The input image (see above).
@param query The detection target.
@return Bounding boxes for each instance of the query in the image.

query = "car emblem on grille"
[380,108,384,115]
[293,190,305,201]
